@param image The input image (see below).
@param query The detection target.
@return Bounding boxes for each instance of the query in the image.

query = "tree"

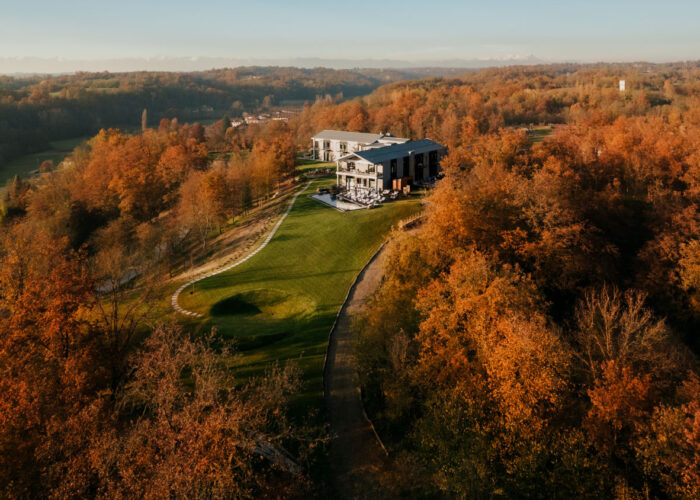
[202,168,232,232]
[39,159,54,173]
[177,171,216,251]
[573,287,681,383]
[635,375,700,499]
[86,325,312,498]
[91,243,157,388]
[0,228,108,496]
[679,239,700,315]
[1,175,31,221]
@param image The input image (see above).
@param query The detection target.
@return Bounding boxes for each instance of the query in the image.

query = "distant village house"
[232,109,299,128]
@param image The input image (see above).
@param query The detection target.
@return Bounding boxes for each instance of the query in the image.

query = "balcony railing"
[337,168,379,178]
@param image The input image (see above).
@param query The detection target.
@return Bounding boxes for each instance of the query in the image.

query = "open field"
[178,178,422,413]
[528,125,554,143]
[1,137,89,184]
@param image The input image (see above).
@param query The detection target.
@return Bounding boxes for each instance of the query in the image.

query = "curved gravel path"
[171,181,312,317]
[325,244,390,499]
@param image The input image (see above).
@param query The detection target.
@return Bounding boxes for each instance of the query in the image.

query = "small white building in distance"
[620,80,626,91]
[311,130,408,162]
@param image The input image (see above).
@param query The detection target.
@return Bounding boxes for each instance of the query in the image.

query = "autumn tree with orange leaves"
[357,118,700,498]
[0,227,315,497]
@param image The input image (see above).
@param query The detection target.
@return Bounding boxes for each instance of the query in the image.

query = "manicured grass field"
[529,126,554,143]
[296,158,335,173]
[1,136,89,184]
[179,178,421,413]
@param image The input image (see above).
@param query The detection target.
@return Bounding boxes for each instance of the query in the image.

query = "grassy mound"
[211,292,263,316]
[209,289,315,343]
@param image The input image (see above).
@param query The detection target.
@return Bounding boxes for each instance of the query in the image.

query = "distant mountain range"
[0,55,547,75]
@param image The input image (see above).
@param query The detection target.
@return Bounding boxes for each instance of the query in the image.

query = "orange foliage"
[356,112,700,497]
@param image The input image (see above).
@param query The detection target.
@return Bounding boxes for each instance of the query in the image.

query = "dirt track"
[325,245,389,499]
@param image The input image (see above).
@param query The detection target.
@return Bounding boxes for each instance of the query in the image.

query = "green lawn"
[296,158,335,173]
[1,136,89,184]
[528,126,554,143]
[178,178,421,414]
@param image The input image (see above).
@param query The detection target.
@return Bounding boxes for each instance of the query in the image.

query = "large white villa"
[311,130,446,193]
[311,130,409,162]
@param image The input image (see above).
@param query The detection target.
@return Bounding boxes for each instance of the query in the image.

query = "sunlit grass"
[179,177,422,416]
[295,158,335,173]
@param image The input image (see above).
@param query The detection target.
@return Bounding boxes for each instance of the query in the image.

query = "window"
[415,153,424,167]
[402,156,410,177]
[415,153,424,179]
[340,142,347,152]
[429,150,439,177]
[390,158,398,178]
[347,162,355,171]
[324,141,330,149]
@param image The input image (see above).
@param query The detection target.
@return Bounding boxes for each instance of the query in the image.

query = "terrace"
[342,186,401,208]
[311,185,400,211]
[310,193,365,212]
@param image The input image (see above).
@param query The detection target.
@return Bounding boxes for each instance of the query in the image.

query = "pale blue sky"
[1,0,699,67]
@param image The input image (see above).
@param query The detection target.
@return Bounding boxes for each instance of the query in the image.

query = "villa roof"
[312,129,408,144]
[312,130,383,143]
[349,139,444,164]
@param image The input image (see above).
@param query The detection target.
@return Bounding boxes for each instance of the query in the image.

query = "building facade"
[335,138,446,192]
[311,130,408,162]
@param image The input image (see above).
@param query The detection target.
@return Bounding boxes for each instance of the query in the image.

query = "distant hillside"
[0,55,545,74]
[4,61,700,177]
[0,66,399,171]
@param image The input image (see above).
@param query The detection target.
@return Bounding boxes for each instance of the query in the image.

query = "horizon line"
[3,55,699,76]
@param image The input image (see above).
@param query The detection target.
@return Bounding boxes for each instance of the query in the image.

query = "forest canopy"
[1,61,699,498]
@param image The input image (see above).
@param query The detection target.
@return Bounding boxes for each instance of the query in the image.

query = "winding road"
[171,181,312,317]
